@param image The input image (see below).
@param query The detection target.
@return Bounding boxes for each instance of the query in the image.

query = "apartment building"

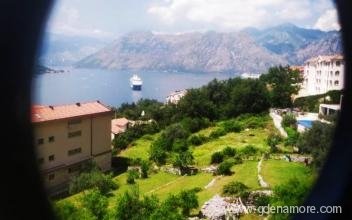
[32,101,113,195]
[299,54,344,97]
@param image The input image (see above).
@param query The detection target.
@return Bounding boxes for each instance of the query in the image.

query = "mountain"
[39,33,109,66]
[75,23,342,73]
[293,32,342,64]
[76,31,286,74]
[244,23,342,64]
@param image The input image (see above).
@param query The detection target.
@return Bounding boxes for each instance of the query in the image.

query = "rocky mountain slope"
[75,24,342,73]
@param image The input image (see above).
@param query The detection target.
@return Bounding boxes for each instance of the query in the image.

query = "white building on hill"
[166,90,187,104]
[299,54,344,97]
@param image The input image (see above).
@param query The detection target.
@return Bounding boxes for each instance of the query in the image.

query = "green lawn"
[118,133,159,160]
[261,159,312,188]
[197,160,260,206]
[193,128,270,167]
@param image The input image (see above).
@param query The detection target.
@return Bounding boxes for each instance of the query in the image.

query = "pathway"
[145,175,186,194]
[257,156,269,188]
[269,111,287,137]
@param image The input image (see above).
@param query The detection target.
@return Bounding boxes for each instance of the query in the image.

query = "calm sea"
[33,67,235,108]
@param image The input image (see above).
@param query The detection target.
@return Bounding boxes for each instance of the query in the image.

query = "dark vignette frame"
[0,0,350,219]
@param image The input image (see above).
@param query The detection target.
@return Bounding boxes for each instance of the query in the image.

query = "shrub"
[54,201,93,220]
[209,128,227,139]
[281,114,297,129]
[222,120,242,133]
[141,160,150,179]
[217,160,234,175]
[285,127,299,146]
[267,133,282,152]
[149,139,167,165]
[181,117,210,133]
[233,155,243,165]
[222,146,237,157]
[127,170,139,184]
[222,181,249,198]
[188,134,208,146]
[253,194,271,207]
[240,145,259,158]
[211,152,224,164]
[237,114,268,129]
[69,170,118,195]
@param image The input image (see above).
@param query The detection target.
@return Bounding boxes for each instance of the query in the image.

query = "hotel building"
[299,54,344,97]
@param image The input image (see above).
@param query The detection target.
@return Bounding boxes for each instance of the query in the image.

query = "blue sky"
[47,0,340,39]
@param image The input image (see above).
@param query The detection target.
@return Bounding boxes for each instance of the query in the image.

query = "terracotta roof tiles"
[32,101,111,123]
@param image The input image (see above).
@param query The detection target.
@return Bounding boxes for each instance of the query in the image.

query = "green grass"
[192,128,271,166]
[261,159,312,188]
[58,115,313,218]
[118,133,159,160]
[197,160,260,206]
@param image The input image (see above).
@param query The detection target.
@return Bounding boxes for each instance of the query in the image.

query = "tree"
[81,189,108,220]
[114,188,144,220]
[267,133,282,152]
[54,201,94,220]
[270,178,311,219]
[173,151,194,172]
[226,79,270,117]
[140,160,150,179]
[260,65,303,108]
[297,121,335,170]
[149,138,167,165]
[69,170,118,195]
[178,190,199,216]
[178,88,217,120]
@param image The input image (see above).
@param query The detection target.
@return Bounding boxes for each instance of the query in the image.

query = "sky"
[47,0,340,39]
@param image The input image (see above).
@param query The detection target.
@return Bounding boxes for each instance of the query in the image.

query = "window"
[37,158,44,165]
[336,61,341,66]
[330,80,332,86]
[68,118,82,126]
[48,173,55,181]
[334,80,339,86]
[48,136,55,142]
[68,147,82,156]
[37,138,44,145]
[330,71,333,76]
[335,71,340,76]
[68,164,82,173]
[48,154,55,161]
[68,130,82,138]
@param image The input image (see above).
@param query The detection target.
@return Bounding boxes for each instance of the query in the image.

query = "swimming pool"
[297,120,315,128]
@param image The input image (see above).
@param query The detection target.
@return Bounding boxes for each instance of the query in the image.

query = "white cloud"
[314,9,340,31]
[48,6,112,38]
[148,0,335,30]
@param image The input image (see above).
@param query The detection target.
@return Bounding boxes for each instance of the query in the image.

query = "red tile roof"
[111,118,129,134]
[32,101,111,123]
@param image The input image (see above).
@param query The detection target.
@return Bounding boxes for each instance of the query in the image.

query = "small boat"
[130,74,143,91]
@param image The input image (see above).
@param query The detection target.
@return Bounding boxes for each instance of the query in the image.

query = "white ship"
[130,74,143,90]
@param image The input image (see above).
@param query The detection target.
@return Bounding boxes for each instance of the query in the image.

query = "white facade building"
[299,55,344,97]
[166,90,187,104]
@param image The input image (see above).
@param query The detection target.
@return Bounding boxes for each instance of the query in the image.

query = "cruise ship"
[130,74,143,90]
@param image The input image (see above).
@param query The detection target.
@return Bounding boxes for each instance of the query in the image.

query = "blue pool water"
[297,120,314,128]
